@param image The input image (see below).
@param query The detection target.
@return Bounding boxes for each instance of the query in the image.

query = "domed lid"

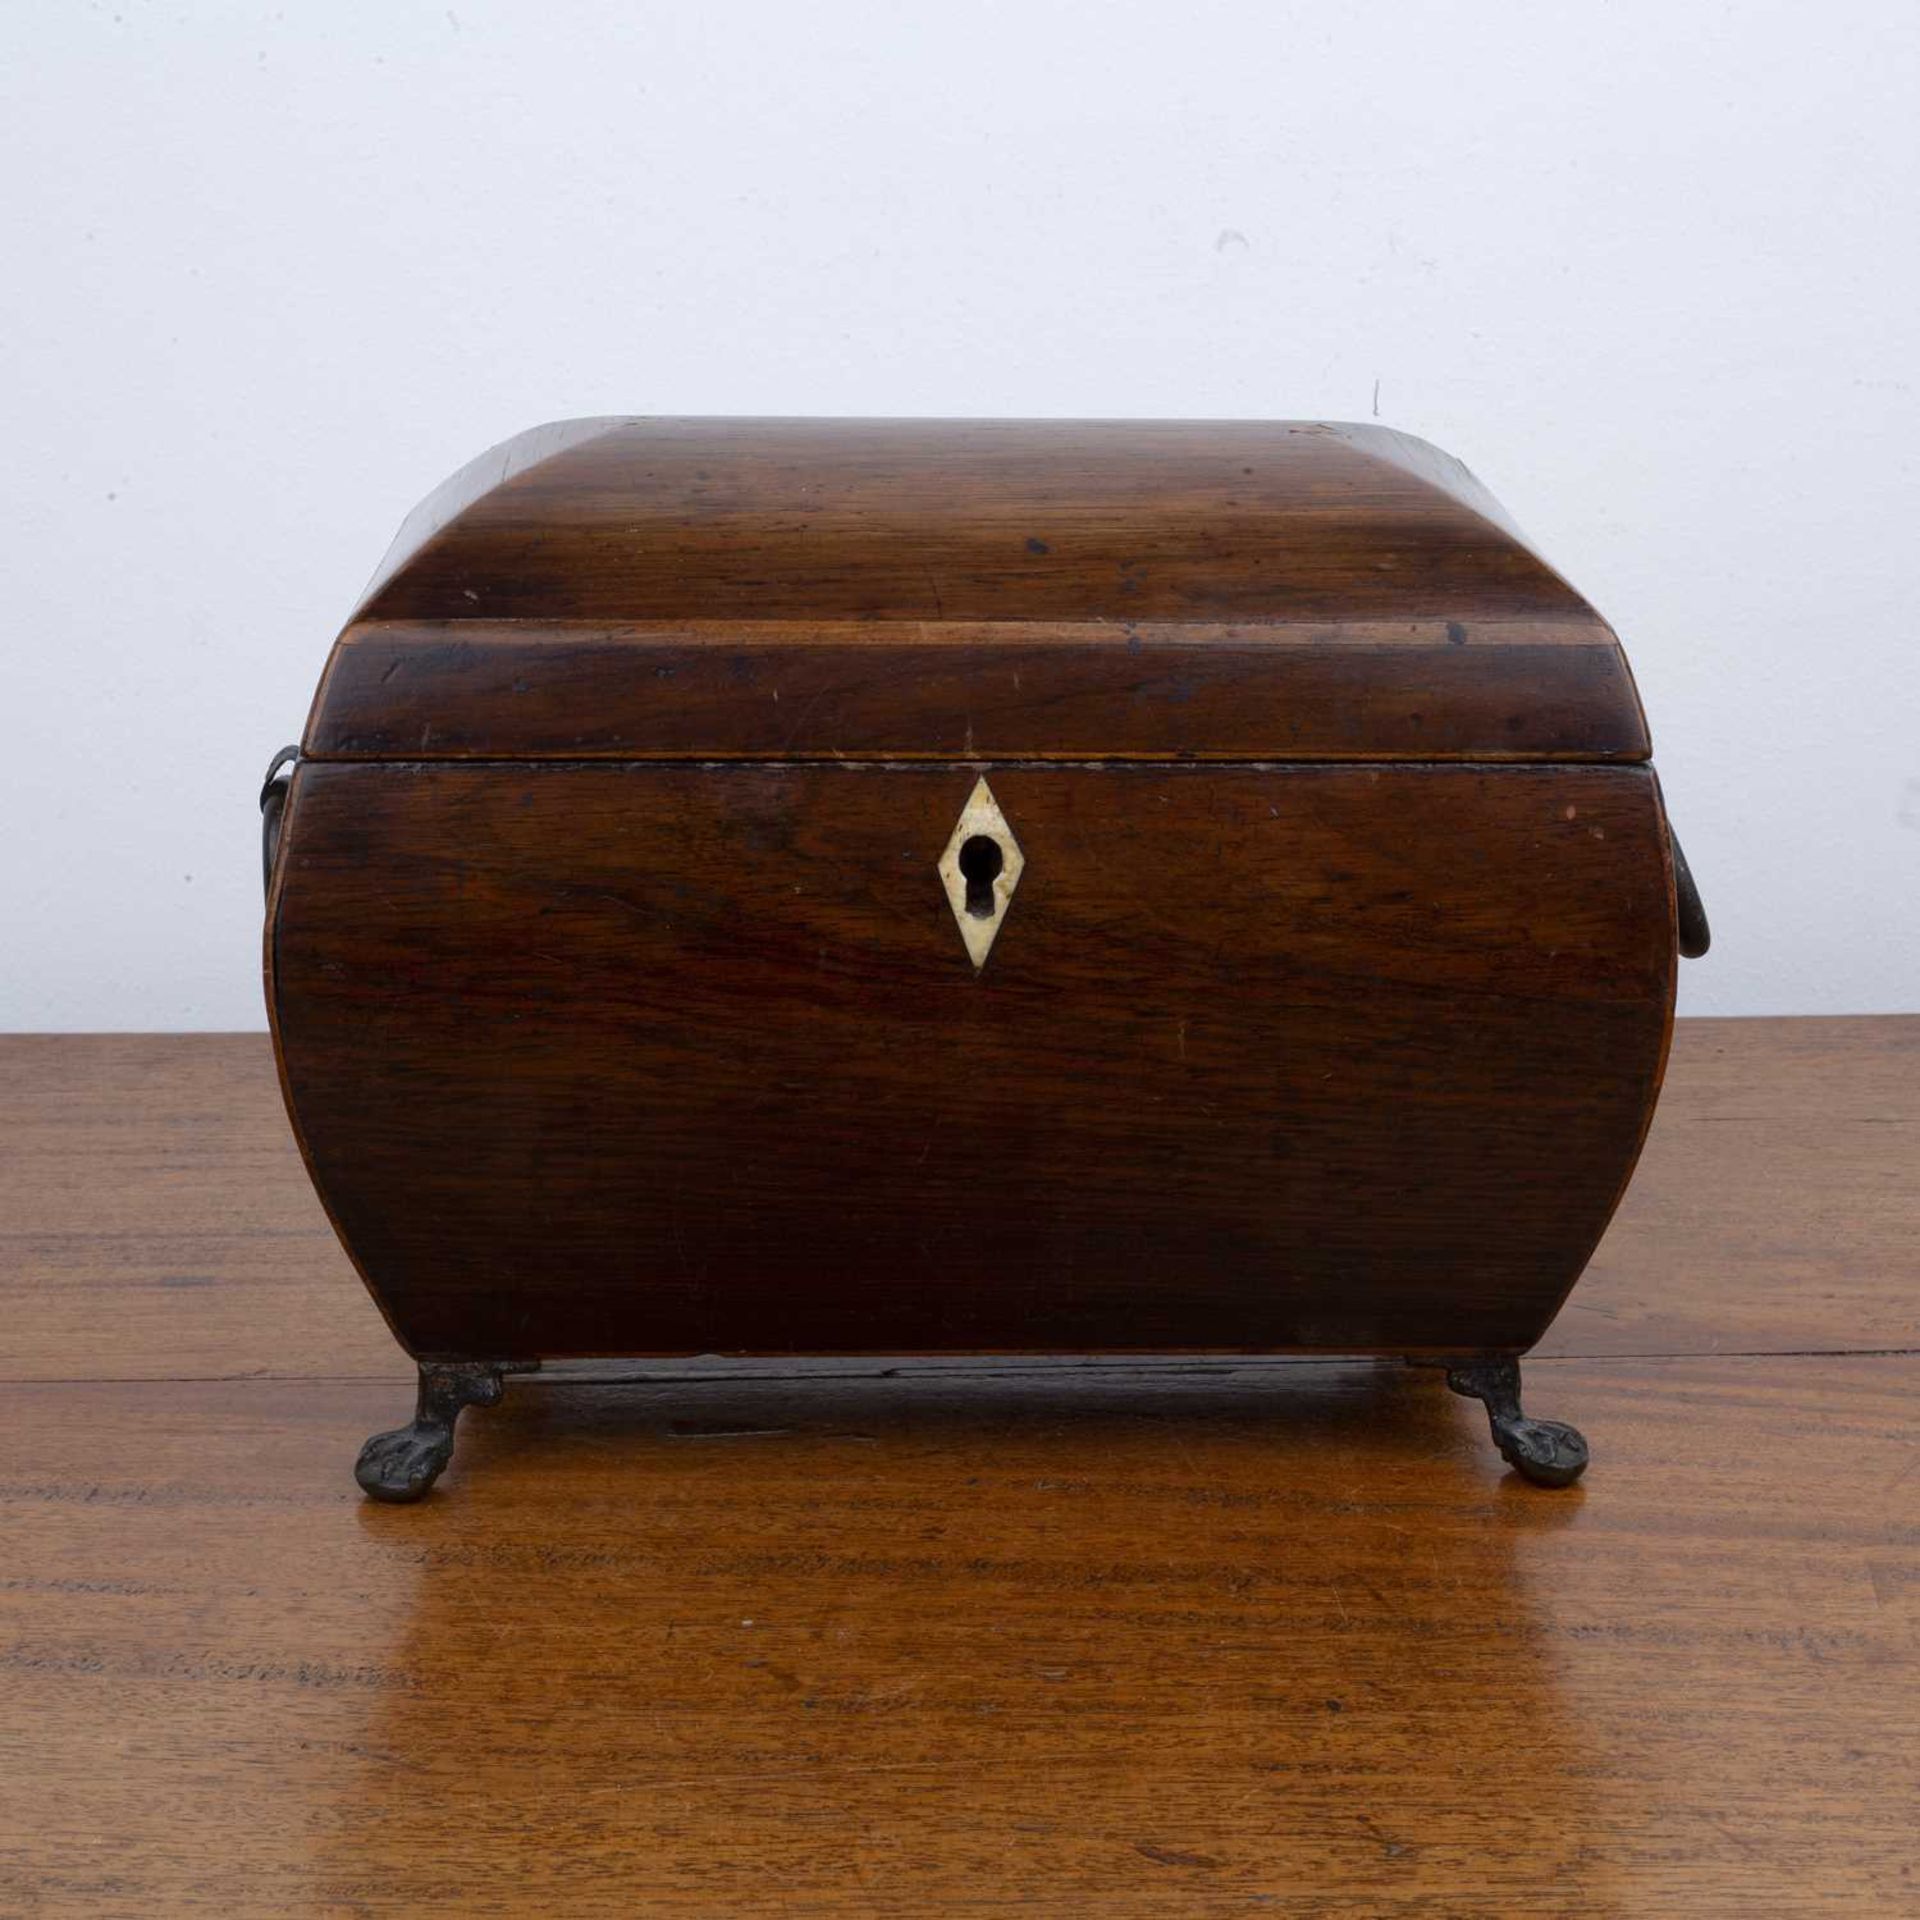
[304,417,1647,762]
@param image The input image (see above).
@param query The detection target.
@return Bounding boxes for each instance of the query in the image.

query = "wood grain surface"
[309,620,1648,764]
[1,1021,1916,1915]
[349,419,1609,629]
[303,418,1650,762]
[269,762,1674,1362]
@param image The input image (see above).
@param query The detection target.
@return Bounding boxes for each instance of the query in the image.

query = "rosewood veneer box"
[261,418,1708,1501]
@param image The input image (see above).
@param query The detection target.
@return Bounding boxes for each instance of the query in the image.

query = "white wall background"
[3,0,1915,1028]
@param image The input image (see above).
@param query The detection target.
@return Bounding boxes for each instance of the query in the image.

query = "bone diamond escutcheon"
[937,778,1025,970]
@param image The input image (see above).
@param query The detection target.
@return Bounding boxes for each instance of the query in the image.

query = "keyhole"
[958,834,1004,918]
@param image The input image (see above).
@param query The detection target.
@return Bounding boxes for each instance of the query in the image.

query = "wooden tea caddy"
[262,418,1708,1501]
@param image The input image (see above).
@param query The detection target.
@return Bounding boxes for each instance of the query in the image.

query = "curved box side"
[268,760,1676,1363]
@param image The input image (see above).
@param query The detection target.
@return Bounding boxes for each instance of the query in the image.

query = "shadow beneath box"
[309,1357,1626,1909]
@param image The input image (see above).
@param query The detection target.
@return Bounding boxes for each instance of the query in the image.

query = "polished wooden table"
[2,1020,1915,1915]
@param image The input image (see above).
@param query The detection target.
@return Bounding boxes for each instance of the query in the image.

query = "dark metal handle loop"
[260,745,299,900]
[1671,828,1710,959]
